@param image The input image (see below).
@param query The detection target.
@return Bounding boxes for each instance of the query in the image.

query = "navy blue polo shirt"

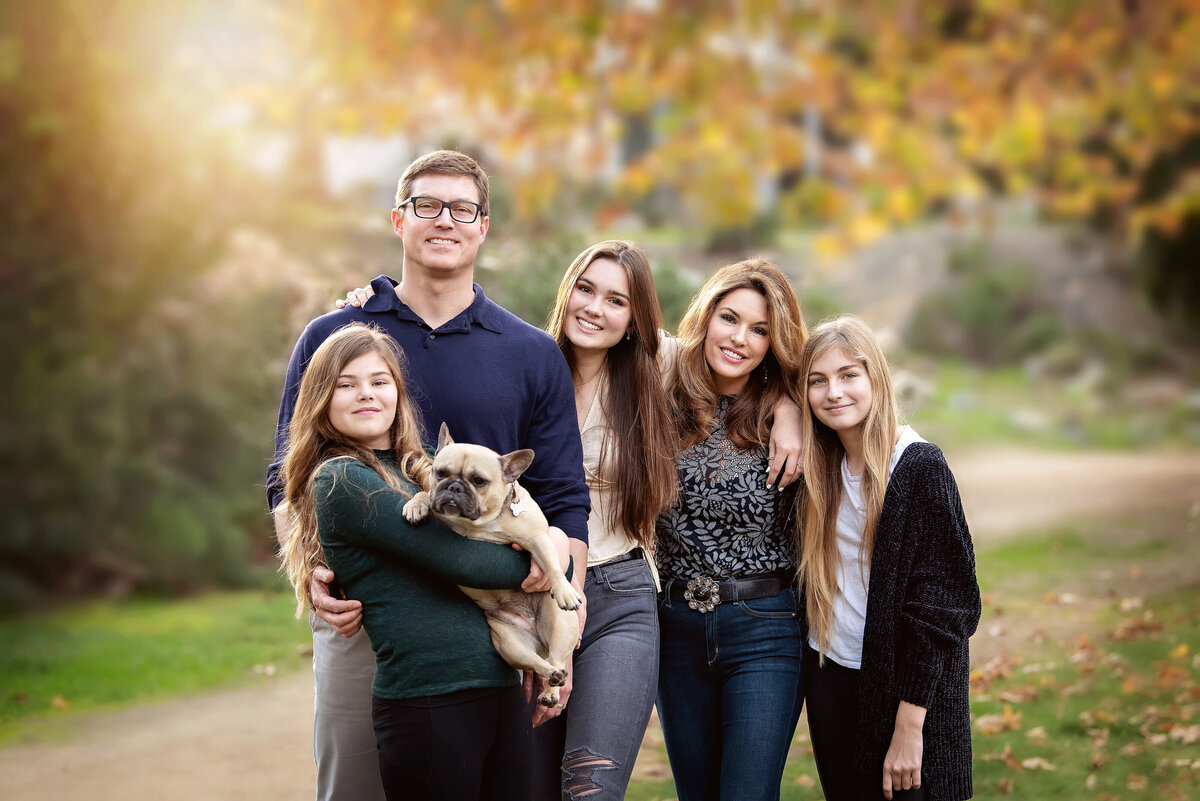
[267,278,590,543]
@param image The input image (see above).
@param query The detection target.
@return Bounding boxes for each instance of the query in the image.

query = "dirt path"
[2,447,1198,801]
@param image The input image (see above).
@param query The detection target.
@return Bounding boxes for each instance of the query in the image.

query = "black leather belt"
[663,569,793,612]
[589,547,645,572]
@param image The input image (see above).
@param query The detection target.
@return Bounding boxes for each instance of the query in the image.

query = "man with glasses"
[266,149,589,801]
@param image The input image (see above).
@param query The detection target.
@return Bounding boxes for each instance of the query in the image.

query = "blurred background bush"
[1,0,1196,607]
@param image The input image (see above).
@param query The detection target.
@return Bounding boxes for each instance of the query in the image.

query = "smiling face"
[807,345,874,442]
[327,351,399,450]
[703,287,771,395]
[391,173,489,281]
[562,257,633,356]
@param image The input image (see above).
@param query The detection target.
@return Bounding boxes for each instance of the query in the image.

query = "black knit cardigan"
[854,442,981,801]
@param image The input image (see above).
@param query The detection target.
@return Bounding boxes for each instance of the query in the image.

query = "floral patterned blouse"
[655,396,798,581]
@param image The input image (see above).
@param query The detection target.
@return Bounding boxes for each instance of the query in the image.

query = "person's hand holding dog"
[524,653,574,728]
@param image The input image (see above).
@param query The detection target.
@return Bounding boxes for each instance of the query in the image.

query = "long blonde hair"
[279,323,431,617]
[669,258,807,450]
[546,240,677,549]
[797,315,900,658]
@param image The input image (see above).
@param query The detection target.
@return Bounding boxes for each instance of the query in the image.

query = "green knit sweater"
[314,453,532,700]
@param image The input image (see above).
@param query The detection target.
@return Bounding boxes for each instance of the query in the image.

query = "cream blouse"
[577,333,678,588]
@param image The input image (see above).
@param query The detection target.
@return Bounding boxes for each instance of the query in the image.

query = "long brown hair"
[279,323,432,617]
[546,240,676,549]
[669,258,807,450]
[797,315,900,659]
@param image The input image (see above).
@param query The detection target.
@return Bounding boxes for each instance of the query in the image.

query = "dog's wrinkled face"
[429,443,506,521]
[427,423,534,522]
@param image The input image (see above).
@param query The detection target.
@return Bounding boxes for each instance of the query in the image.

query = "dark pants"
[372,685,531,801]
[803,646,926,801]
[656,586,805,801]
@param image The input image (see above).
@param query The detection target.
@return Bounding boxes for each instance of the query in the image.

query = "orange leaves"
[976,703,1022,735]
[1112,611,1164,642]
[971,652,1019,695]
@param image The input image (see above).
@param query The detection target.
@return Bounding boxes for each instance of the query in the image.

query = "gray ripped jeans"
[531,553,661,800]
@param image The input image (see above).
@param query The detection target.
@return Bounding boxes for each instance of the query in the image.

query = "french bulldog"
[402,423,582,707]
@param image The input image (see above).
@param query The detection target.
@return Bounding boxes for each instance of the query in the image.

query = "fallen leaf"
[1156,662,1189,690]
[981,745,1022,769]
[1127,774,1148,790]
[1168,724,1200,745]
[1091,750,1109,770]
[976,704,1022,735]
[1112,611,1163,642]
[1121,675,1143,694]
[1088,728,1110,748]
[1169,643,1189,660]
[999,685,1039,703]
[1085,774,1098,790]
[50,695,70,710]
[994,777,1015,794]
[1025,726,1048,746]
[793,775,815,787]
[1120,742,1145,757]
[1120,596,1143,612]
[1021,757,1056,771]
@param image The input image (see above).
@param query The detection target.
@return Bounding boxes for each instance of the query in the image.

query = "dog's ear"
[499,449,535,484]
[435,422,455,454]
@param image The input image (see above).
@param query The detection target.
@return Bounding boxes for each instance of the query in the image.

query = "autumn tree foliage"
[282,0,1199,326]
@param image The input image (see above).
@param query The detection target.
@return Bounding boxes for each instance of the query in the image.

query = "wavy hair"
[279,323,431,617]
[797,315,900,660]
[546,240,677,549]
[668,258,807,450]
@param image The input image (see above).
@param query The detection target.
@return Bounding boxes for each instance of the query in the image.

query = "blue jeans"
[532,555,661,800]
[656,584,805,801]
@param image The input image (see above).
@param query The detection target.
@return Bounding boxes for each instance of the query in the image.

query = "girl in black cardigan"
[797,315,981,801]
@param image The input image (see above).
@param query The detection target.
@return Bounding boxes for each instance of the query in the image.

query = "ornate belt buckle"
[684,576,721,613]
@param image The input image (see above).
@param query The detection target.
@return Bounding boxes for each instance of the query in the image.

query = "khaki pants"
[310,613,385,801]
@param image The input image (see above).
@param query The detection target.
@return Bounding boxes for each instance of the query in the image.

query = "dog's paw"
[547,669,567,687]
[550,583,583,611]
[402,493,431,524]
[536,688,560,707]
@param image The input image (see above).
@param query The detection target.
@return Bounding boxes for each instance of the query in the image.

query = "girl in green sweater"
[280,322,564,801]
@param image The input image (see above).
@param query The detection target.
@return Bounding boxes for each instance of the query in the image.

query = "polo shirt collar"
[362,277,505,334]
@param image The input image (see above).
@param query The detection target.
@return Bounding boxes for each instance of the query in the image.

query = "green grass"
[627,504,1200,801]
[903,360,1199,451]
[967,588,1199,800]
[0,590,312,745]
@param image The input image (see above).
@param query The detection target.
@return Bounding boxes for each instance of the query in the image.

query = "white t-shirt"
[809,425,926,668]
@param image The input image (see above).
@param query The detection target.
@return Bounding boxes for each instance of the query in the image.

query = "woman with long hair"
[654,258,809,801]
[797,315,980,801]
[524,240,678,799]
[280,322,563,801]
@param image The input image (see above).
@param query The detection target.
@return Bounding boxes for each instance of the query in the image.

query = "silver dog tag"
[510,494,527,517]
